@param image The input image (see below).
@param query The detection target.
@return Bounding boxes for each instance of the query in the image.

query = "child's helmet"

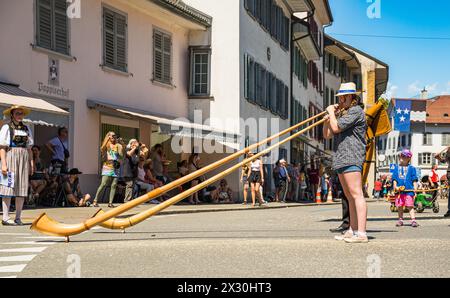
[400,149,413,158]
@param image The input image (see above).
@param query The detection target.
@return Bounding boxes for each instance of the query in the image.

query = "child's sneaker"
[411,221,419,228]
[396,219,404,227]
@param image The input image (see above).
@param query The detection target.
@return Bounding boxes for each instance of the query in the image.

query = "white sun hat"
[335,82,361,97]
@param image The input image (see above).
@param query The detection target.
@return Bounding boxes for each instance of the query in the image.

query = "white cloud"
[407,81,440,96]
[385,83,398,99]
[407,81,421,95]
[426,82,439,92]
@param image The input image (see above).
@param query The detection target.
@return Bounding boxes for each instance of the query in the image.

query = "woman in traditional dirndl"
[0,105,35,226]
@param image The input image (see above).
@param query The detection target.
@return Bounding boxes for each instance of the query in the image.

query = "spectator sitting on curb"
[212,179,233,204]
[63,168,92,207]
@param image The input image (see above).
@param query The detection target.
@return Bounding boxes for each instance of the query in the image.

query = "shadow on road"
[321,216,447,223]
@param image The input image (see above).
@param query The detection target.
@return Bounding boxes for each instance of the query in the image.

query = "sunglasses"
[13,111,24,116]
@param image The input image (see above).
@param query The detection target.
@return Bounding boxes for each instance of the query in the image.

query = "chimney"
[420,87,428,99]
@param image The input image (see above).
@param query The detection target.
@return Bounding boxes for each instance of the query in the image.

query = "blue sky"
[326,0,450,98]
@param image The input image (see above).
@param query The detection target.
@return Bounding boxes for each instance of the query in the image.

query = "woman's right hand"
[326,104,338,115]
[1,164,8,176]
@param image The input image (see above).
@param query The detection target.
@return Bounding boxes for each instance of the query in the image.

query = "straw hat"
[3,105,31,117]
[335,82,361,97]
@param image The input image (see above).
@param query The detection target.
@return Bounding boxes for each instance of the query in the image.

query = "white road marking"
[0,233,32,236]
[2,241,57,245]
[0,255,37,262]
[0,276,17,278]
[0,247,47,253]
[20,236,65,240]
[0,264,27,273]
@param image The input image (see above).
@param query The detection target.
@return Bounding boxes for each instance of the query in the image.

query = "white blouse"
[250,159,261,172]
[0,123,34,148]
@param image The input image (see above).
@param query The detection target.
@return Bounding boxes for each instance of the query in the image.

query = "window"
[245,0,289,50]
[245,54,288,117]
[419,153,432,166]
[442,133,450,146]
[153,28,172,84]
[103,7,127,72]
[189,47,211,96]
[36,0,69,55]
[423,133,432,146]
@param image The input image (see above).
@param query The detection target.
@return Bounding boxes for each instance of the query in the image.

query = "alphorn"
[99,101,390,231]
[84,119,328,231]
[31,112,326,238]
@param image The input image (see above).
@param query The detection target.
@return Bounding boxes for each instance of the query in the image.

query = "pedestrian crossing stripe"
[0,255,37,262]
[0,247,47,253]
[0,264,27,273]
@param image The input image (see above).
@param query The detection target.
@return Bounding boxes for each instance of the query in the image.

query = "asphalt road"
[1,200,449,278]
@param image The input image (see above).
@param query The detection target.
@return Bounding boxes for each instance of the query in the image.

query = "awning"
[0,82,69,127]
[0,82,68,115]
[293,20,321,61]
[87,99,240,146]
[285,0,314,13]
[324,35,360,69]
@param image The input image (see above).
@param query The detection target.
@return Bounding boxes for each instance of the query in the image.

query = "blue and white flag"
[0,172,14,188]
[394,99,412,132]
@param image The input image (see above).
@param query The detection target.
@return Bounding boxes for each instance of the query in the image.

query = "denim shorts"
[336,165,363,175]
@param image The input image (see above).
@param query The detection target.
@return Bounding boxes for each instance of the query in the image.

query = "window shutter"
[153,31,163,81]
[270,75,277,113]
[244,54,249,99]
[162,35,172,83]
[103,9,115,68]
[248,58,255,102]
[265,72,271,108]
[284,85,289,119]
[115,13,127,71]
[271,2,276,37]
[54,0,68,54]
[255,63,260,104]
[37,0,53,50]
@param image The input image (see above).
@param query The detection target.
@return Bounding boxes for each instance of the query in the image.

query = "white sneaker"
[344,235,369,243]
[335,230,353,241]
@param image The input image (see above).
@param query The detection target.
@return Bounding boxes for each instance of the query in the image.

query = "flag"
[394,99,412,132]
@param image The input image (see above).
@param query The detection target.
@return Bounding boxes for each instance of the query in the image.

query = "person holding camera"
[46,127,70,174]
[121,139,140,203]
[92,132,124,208]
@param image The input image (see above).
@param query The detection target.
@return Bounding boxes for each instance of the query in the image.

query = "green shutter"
[37,0,53,50]
[153,30,163,81]
[153,30,171,84]
[54,0,68,54]
[115,13,127,71]
[244,54,249,99]
[162,35,172,84]
[103,8,127,72]
[103,9,115,67]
